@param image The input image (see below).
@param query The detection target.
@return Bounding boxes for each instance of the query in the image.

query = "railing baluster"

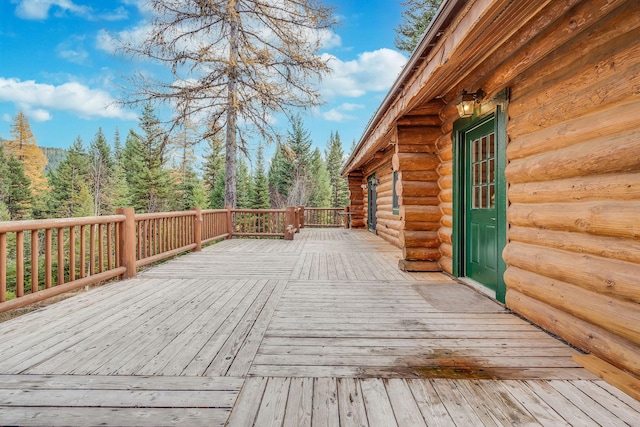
[98,224,104,273]
[57,228,64,285]
[16,231,24,297]
[80,225,86,279]
[69,226,76,282]
[137,220,143,261]
[0,233,6,302]
[31,230,39,293]
[90,224,96,276]
[107,223,113,270]
[45,229,52,289]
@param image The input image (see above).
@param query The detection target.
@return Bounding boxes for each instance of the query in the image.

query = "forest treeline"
[0,107,350,222]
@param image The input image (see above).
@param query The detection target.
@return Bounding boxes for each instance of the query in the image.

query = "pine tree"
[89,128,113,215]
[5,155,32,220]
[0,144,9,206]
[326,131,349,208]
[109,127,131,209]
[123,105,173,213]
[251,145,271,209]
[5,111,49,197]
[236,159,253,209]
[210,174,226,209]
[48,137,93,218]
[268,144,294,208]
[307,148,331,207]
[286,116,313,206]
[394,0,443,53]
[202,136,225,194]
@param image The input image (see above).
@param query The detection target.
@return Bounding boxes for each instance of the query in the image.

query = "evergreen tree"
[202,136,225,194]
[307,148,331,207]
[123,105,173,213]
[176,166,207,210]
[236,159,253,209]
[394,0,443,53]
[88,128,113,215]
[325,131,349,208]
[268,144,294,208]
[48,137,92,218]
[5,155,32,220]
[210,174,226,209]
[285,115,313,206]
[109,127,131,209]
[170,122,199,210]
[251,145,271,209]
[5,111,49,197]
[0,145,9,205]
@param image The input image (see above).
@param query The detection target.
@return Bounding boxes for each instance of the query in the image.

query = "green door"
[464,120,498,290]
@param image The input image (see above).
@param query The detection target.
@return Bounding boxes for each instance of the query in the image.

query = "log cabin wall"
[362,156,401,247]
[347,171,365,228]
[433,0,640,376]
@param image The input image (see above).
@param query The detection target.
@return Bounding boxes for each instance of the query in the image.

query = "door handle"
[490,217,496,220]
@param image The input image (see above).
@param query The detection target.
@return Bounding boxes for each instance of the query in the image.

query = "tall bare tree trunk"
[225,0,239,208]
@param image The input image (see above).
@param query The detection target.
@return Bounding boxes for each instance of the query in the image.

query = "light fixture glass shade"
[456,90,477,118]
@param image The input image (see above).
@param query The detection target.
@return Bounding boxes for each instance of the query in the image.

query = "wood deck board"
[0,228,636,426]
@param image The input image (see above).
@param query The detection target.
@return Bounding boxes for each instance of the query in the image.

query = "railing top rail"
[304,207,344,211]
[201,209,229,214]
[231,209,286,214]
[0,214,125,233]
[135,211,197,220]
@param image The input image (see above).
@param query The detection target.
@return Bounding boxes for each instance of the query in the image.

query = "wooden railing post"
[285,207,295,240]
[192,207,202,251]
[116,208,136,279]
[344,206,350,229]
[225,206,233,239]
[299,206,305,229]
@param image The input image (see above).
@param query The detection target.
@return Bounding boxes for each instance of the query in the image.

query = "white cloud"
[13,0,90,20]
[96,25,151,54]
[0,78,137,120]
[27,108,52,122]
[56,35,88,65]
[320,48,407,98]
[321,102,365,122]
[2,114,12,123]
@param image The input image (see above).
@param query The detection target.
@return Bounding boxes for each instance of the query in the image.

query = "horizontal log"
[440,242,453,259]
[507,99,640,161]
[504,266,640,346]
[396,116,442,127]
[503,241,640,304]
[376,211,400,222]
[440,215,453,228]
[377,232,400,248]
[508,172,640,204]
[437,160,453,177]
[403,221,441,232]
[397,126,442,145]
[401,171,439,182]
[438,144,453,162]
[439,189,453,203]
[397,180,440,197]
[509,22,640,120]
[377,225,400,239]
[398,260,440,272]
[400,205,441,222]
[403,247,442,261]
[508,225,640,265]
[508,63,640,141]
[506,288,640,377]
[400,230,439,248]
[438,227,452,245]
[351,219,366,228]
[440,202,452,216]
[505,129,640,184]
[486,0,628,107]
[392,153,440,172]
[435,132,452,152]
[438,175,452,190]
[377,218,402,231]
[399,196,441,206]
[510,0,640,111]
[508,201,640,239]
[439,256,452,275]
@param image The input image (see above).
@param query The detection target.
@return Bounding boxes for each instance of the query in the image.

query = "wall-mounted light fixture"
[361,183,368,190]
[370,177,380,187]
[456,89,486,118]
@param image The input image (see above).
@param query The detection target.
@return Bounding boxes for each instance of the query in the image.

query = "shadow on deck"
[0,229,637,425]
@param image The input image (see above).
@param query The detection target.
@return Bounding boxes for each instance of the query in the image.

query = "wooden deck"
[0,229,637,426]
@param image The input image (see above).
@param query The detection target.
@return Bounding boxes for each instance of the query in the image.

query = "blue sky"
[0,0,407,161]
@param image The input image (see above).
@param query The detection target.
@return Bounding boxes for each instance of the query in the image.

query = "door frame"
[452,89,508,302]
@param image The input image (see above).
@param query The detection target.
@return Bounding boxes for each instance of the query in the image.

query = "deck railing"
[0,205,308,313]
[304,207,348,228]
